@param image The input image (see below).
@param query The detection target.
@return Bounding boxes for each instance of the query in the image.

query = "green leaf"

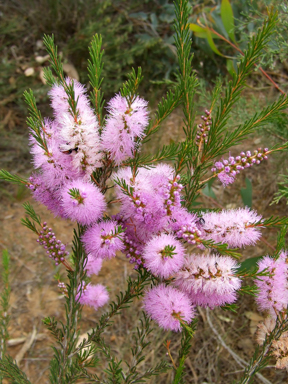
[189,24,220,39]
[226,58,236,76]
[238,256,262,273]
[220,0,236,43]
[241,177,252,208]
[202,179,217,199]
[206,28,223,56]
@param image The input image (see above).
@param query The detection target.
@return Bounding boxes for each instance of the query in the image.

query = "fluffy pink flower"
[101,117,135,165]
[113,167,168,242]
[29,173,65,218]
[85,254,103,277]
[60,179,106,225]
[143,284,195,331]
[82,220,124,259]
[101,94,149,165]
[78,283,109,310]
[49,80,102,177]
[202,208,262,248]
[143,234,185,278]
[173,254,241,308]
[106,94,149,137]
[138,164,175,191]
[255,256,288,314]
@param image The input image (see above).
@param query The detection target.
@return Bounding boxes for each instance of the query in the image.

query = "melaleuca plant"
[1,0,288,383]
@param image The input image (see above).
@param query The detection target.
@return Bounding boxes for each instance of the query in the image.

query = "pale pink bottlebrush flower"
[101,94,149,165]
[143,233,185,278]
[29,119,81,188]
[255,256,288,315]
[113,167,168,241]
[201,208,262,248]
[60,179,106,225]
[78,283,109,310]
[279,250,288,265]
[49,80,102,177]
[138,164,175,191]
[138,165,183,215]
[82,220,124,259]
[85,254,103,277]
[173,254,241,308]
[143,284,195,331]
[106,94,149,137]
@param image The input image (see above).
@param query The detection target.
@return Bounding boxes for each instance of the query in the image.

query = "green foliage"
[88,34,105,127]
[238,256,263,274]
[202,178,217,200]
[173,321,197,384]
[0,170,28,186]
[221,0,236,43]
[120,67,143,105]
[189,0,288,78]
[23,89,48,152]
[203,10,278,160]
[0,356,32,384]
[275,225,287,256]
[272,172,288,204]
[21,202,42,234]
[124,312,170,383]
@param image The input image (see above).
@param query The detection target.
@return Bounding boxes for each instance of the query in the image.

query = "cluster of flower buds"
[58,281,68,295]
[196,109,211,145]
[211,147,269,186]
[123,235,144,269]
[175,223,202,245]
[36,222,69,266]
[131,191,147,217]
[162,175,183,215]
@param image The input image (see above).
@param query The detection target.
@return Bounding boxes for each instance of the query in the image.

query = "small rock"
[63,63,79,81]
[39,68,47,84]
[35,54,50,64]
[24,67,35,77]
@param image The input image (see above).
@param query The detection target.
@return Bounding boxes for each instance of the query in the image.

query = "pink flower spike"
[101,94,149,165]
[49,80,102,177]
[61,179,106,225]
[255,256,288,315]
[143,233,185,278]
[143,284,195,332]
[78,283,109,310]
[173,254,241,309]
[85,254,103,277]
[202,207,262,248]
[82,220,124,259]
